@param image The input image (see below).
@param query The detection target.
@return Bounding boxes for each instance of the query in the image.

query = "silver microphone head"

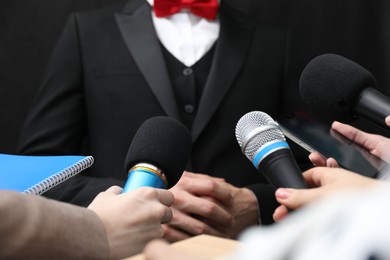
[235,111,286,164]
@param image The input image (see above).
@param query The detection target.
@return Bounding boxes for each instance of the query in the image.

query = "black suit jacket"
[18,0,305,224]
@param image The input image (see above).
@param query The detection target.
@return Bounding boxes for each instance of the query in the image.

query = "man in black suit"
[18,0,303,241]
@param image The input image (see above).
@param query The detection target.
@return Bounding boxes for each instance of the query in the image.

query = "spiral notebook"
[0,153,94,195]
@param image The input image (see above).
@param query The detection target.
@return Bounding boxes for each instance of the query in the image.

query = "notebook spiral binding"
[24,156,94,195]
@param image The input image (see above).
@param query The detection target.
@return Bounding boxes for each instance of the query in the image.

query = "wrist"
[229,187,260,238]
[239,188,261,225]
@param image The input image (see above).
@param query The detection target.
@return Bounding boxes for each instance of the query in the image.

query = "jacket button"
[184,104,194,114]
[183,67,193,76]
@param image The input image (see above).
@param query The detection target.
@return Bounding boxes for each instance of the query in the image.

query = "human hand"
[215,181,260,238]
[163,172,260,242]
[163,171,235,242]
[272,167,379,222]
[331,121,390,164]
[87,186,174,259]
[308,119,390,167]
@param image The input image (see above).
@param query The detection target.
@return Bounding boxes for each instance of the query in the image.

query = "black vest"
[161,43,216,130]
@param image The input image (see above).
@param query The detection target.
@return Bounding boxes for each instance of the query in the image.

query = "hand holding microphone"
[95,116,191,257]
[235,111,308,189]
[122,116,192,192]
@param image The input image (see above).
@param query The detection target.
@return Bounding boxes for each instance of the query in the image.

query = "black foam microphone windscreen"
[123,116,192,192]
[299,53,387,125]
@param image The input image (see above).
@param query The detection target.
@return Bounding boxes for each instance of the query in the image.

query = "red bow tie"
[154,0,219,20]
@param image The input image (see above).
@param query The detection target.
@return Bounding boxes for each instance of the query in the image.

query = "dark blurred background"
[1,0,389,153]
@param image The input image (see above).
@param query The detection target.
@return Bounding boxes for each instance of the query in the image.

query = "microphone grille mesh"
[235,111,285,162]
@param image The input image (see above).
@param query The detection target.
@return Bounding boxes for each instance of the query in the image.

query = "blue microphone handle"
[122,163,167,193]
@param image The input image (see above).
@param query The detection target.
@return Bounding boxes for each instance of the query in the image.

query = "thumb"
[275,188,319,210]
[105,185,123,195]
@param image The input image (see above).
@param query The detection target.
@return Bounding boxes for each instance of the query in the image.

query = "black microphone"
[235,111,308,189]
[299,53,390,129]
[122,116,192,192]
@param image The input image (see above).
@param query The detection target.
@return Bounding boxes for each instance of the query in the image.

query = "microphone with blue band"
[123,116,192,193]
[235,111,308,190]
[123,163,168,191]
[252,140,290,168]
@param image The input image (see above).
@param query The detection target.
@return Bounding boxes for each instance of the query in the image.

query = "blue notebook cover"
[0,154,94,195]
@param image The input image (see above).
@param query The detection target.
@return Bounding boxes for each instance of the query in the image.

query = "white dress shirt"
[146,0,220,67]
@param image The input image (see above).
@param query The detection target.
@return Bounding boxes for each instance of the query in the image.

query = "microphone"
[299,53,390,129]
[235,111,308,189]
[122,116,192,192]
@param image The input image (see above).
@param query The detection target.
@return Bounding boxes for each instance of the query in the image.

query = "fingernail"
[386,116,390,127]
[308,154,316,166]
[275,188,291,199]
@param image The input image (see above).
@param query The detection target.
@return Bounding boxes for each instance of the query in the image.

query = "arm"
[17,14,120,205]
[0,190,109,259]
[18,14,86,156]
[0,187,174,259]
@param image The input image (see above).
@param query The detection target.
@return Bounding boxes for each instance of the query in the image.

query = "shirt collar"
[146,0,221,7]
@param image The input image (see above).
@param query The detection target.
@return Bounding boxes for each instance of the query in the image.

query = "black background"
[1,0,389,153]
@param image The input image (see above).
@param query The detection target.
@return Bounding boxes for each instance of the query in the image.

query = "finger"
[178,194,233,228]
[326,157,339,168]
[183,171,226,182]
[275,187,320,209]
[273,205,289,222]
[162,224,191,242]
[201,195,219,204]
[180,178,233,206]
[104,185,123,194]
[161,207,173,224]
[155,189,175,207]
[168,209,226,237]
[386,116,390,127]
[302,167,326,187]
[308,152,327,166]
[332,121,372,148]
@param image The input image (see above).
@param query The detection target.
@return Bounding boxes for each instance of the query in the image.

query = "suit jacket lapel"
[115,1,180,120]
[191,9,255,141]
